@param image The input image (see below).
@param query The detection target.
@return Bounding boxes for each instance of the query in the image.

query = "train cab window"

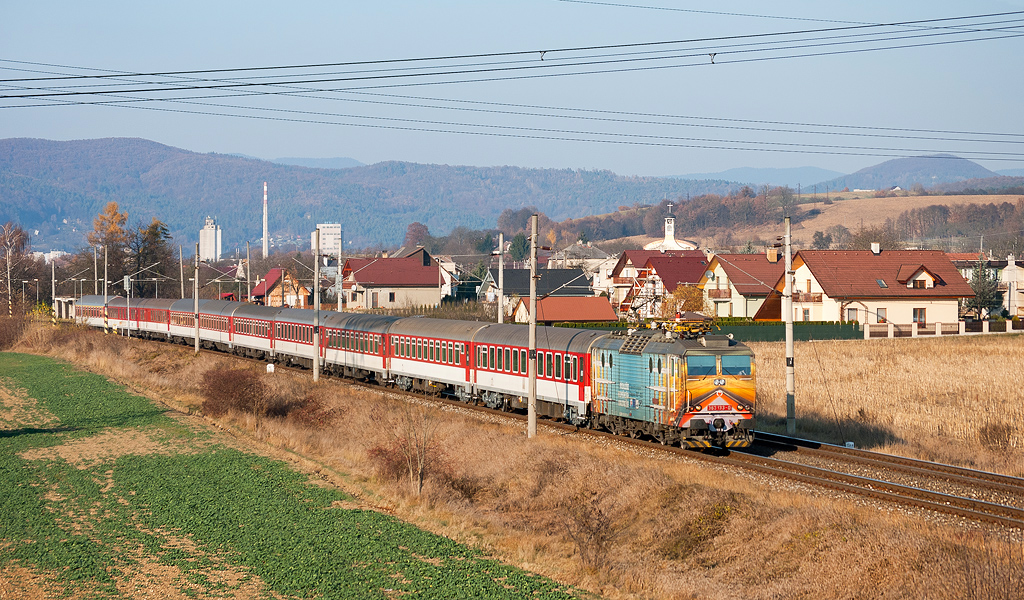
[721,354,751,376]
[686,355,717,377]
[555,354,562,379]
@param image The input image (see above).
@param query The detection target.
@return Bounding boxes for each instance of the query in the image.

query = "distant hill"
[671,166,844,189]
[931,175,1024,194]
[272,157,364,169]
[996,168,1024,178]
[813,154,997,191]
[0,138,742,252]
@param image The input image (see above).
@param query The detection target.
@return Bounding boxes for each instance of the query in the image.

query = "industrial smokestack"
[262,181,269,258]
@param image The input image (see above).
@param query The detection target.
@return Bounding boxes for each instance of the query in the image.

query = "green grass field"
[0,352,581,599]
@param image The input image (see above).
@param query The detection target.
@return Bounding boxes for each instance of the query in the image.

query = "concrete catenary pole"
[313,229,320,383]
[528,214,538,438]
[784,216,796,435]
[245,241,251,302]
[93,247,98,295]
[179,245,185,299]
[103,246,109,333]
[262,182,269,259]
[50,260,55,326]
[194,243,200,355]
[497,232,504,324]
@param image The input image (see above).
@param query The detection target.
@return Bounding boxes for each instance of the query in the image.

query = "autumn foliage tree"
[660,284,713,318]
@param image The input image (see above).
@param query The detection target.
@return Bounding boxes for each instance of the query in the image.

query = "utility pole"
[103,246,108,333]
[784,216,796,435]
[313,229,320,383]
[93,247,98,295]
[194,243,200,355]
[50,261,55,325]
[528,214,538,439]
[179,245,185,299]
[497,232,504,324]
[245,242,251,302]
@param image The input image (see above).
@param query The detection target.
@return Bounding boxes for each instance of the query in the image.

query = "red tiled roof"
[711,254,785,297]
[644,255,710,293]
[344,256,440,287]
[521,296,618,322]
[251,268,282,298]
[611,249,704,277]
[790,250,974,299]
[946,252,986,262]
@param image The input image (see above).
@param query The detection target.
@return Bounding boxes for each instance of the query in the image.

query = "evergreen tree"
[965,259,1001,318]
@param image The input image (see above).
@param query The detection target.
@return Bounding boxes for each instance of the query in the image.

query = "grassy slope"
[0,352,579,599]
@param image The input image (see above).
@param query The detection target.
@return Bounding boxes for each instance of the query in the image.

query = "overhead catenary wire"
[3,28,1023,101]
[2,9,1021,86]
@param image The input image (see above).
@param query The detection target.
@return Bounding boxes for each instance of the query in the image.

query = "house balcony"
[707,289,731,299]
[612,277,633,285]
[793,292,823,303]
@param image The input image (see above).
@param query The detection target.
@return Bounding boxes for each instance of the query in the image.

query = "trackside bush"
[201,368,270,417]
[0,315,27,350]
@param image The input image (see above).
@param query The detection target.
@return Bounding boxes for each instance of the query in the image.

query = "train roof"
[77,295,116,307]
[473,323,609,354]
[592,330,752,355]
[197,300,249,317]
[132,298,178,311]
[386,317,488,342]
[231,303,284,320]
[321,311,402,334]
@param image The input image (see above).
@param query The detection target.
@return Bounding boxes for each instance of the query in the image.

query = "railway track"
[189,342,1024,530]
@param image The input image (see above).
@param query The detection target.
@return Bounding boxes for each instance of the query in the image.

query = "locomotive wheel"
[630,428,644,439]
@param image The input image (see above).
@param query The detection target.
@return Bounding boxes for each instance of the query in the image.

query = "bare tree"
[370,399,441,495]
[1,222,30,317]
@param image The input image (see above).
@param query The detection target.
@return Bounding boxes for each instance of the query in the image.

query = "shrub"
[287,391,344,429]
[0,315,27,350]
[200,368,269,417]
[979,421,1014,450]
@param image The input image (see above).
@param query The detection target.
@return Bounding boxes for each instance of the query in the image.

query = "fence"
[864,320,1024,339]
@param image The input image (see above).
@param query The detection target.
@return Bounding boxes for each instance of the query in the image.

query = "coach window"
[512,348,519,373]
[564,355,572,380]
[572,356,578,382]
[495,346,503,371]
[455,343,462,365]
[544,353,552,378]
[555,354,562,379]
[486,346,493,369]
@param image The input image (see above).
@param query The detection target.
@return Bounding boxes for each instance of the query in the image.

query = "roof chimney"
[870,242,881,255]
[767,247,779,263]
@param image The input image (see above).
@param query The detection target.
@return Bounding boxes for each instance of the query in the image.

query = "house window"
[806,279,812,294]
[877,308,887,323]
[802,309,810,321]
[389,292,396,303]
[912,280,926,289]
[913,308,926,324]
[847,307,858,322]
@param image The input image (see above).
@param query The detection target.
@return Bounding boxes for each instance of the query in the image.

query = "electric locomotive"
[589,325,754,448]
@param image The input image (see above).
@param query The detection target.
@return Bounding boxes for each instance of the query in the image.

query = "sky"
[2,0,1024,177]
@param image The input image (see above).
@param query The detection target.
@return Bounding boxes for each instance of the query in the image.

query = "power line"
[1,9,1021,89]
[35,97,1024,162]
[3,28,1022,103]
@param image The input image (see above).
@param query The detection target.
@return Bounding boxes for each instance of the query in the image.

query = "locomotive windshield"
[686,355,717,376]
[721,354,752,376]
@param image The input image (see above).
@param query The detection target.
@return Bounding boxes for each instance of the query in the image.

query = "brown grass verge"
[9,323,1024,600]
[749,335,1024,476]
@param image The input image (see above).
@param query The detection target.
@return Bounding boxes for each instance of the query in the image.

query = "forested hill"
[0,137,741,252]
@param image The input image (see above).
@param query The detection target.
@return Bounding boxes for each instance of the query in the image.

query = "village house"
[698,253,785,318]
[250,268,311,308]
[512,296,619,326]
[948,252,1024,317]
[548,240,617,296]
[754,246,975,328]
[341,253,445,310]
[606,249,705,312]
[621,254,711,320]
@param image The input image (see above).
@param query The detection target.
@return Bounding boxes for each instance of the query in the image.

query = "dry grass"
[749,335,1024,476]
[10,323,1024,600]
